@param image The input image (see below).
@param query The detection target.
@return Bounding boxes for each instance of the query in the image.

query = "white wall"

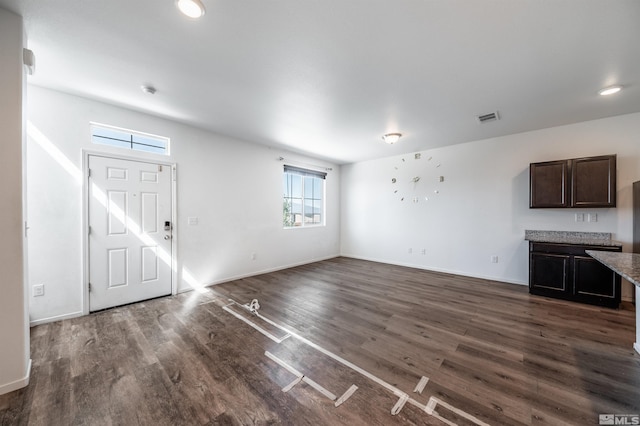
[341,113,640,300]
[0,8,30,395]
[27,86,340,324]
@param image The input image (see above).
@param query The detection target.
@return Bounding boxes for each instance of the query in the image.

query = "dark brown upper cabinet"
[530,160,569,208]
[571,155,616,207]
[530,154,616,208]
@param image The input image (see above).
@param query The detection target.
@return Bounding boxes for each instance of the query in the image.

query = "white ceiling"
[2,0,639,164]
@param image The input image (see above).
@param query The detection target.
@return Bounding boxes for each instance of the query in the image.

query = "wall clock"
[391,153,444,203]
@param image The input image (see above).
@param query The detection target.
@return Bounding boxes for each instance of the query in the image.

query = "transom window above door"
[90,123,169,155]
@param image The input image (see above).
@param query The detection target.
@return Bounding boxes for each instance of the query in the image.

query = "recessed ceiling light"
[382,133,402,144]
[598,85,622,96]
[176,0,206,18]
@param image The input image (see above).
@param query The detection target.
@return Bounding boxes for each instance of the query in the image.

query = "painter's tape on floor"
[335,385,358,407]
[265,351,341,402]
[413,376,429,394]
[282,376,303,392]
[426,396,491,426]
[227,298,490,425]
[391,394,409,415]
[222,303,290,343]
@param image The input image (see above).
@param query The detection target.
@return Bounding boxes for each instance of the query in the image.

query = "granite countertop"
[585,251,640,288]
[524,230,622,247]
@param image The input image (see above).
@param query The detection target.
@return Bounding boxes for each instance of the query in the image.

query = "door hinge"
[158,165,163,172]
[87,168,91,178]
[88,282,91,292]
[88,226,92,235]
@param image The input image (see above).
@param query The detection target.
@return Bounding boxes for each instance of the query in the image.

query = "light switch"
[33,284,44,297]
[188,217,199,226]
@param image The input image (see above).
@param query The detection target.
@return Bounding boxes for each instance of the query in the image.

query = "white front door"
[88,155,173,311]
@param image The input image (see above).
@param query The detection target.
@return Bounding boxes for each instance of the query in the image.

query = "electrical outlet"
[33,284,44,297]
[588,213,598,222]
[408,248,413,254]
[575,213,584,222]
[420,249,426,255]
[491,255,499,263]
[188,216,198,226]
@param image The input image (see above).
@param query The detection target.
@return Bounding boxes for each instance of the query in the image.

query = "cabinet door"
[529,252,570,296]
[530,160,569,208]
[573,256,620,307]
[571,155,616,207]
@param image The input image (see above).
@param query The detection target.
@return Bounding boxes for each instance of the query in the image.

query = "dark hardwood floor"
[1,257,639,425]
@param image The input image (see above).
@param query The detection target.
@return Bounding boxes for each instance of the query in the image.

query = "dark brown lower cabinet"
[529,242,621,308]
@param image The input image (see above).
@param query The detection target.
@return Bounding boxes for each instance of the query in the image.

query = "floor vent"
[477,111,500,123]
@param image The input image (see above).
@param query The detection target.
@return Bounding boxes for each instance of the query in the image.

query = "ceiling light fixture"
[382,133,402,144]
[141,85,157,95]
[598,85,622,96]
[176,0,206,18]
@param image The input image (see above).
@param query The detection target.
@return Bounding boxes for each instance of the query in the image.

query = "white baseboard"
[178,254,341,294]
[339,253,528,286]
[30,310,83,327]
[634,342,640,355]
[0,359,31,396]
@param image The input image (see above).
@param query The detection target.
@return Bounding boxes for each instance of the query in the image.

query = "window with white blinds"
[282,165,326,228]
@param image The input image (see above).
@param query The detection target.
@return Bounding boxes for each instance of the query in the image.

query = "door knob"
[164,235,172,240]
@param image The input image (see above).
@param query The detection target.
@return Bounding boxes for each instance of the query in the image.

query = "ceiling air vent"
[477,111,500,124]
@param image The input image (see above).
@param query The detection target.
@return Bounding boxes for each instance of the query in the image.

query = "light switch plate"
[188,217,199,226]
[33,284,44,297]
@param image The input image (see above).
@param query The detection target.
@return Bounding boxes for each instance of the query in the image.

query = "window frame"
[282,165,327,229]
